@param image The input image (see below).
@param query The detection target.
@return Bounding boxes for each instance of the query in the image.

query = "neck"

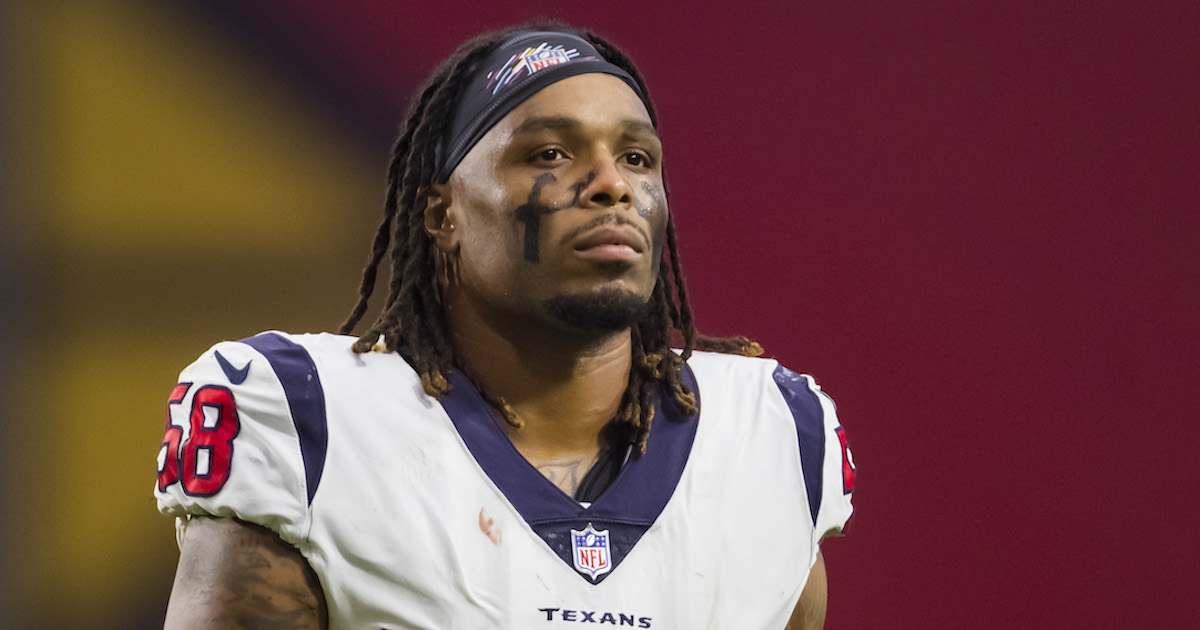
[445,292,632,460]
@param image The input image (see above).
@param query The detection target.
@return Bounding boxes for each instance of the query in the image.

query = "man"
[155,25,855,629]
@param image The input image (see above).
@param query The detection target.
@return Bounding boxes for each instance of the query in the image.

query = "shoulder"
[185,331,418,387]
[155,331,422,538]
[178,331,426,443]
[685,351,837,445]
[684,349,780,390]
[683,350,829,460]
[156,333,336,538]
[181,331,352,378]
[685,350,855,537]
[684,350,830,414]
[214,330,361,364]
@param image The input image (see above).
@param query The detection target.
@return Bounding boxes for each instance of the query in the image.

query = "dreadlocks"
[339,24,761,450]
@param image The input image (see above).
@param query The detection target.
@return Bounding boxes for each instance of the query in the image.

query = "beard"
[540,287,649,335]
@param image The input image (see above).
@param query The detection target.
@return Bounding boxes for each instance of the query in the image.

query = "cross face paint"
[439,74,666,326]
[514,172,596,262]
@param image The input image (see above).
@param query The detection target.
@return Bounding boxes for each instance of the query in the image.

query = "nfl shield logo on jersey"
[571,523,612,580]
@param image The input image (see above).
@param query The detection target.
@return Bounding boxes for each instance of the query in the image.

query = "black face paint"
[568,171,596,202]
[513,172,595,262]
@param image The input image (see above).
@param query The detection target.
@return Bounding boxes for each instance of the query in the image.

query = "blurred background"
[1,0,1197,628]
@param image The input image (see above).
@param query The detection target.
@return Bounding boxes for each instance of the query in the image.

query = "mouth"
[571,225,646,261]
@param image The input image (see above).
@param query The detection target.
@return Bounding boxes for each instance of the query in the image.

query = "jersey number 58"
[157,383,241,496]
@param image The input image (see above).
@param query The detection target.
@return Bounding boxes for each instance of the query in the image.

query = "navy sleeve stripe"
[772,366,824,527]
[240,333,329,505]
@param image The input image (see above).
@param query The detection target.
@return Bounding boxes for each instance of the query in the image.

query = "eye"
[533,148,567,163]
[623,151,653,168]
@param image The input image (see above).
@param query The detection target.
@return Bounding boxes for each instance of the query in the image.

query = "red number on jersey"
[156,383,191,491]
[835,425,855,494]
[157,384,242,496]
[180,386,241,495]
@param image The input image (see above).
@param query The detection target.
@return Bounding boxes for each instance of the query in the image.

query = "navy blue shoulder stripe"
[772,366,825,526]
[239,333,329,505]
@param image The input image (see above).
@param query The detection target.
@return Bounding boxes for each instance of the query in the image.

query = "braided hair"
[339,24,761,450]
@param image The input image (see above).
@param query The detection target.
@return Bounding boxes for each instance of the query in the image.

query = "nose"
[577,154,633,209]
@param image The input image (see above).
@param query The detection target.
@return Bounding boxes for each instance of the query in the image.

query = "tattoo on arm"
[165,517,327,630]
[208,540,322,627]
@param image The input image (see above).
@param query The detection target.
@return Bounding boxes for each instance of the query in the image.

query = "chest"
[303,362,814,629]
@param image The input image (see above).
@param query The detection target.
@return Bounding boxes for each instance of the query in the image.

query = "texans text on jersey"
[538,607,652,627]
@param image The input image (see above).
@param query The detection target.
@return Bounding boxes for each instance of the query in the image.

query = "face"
[431,73,668,335]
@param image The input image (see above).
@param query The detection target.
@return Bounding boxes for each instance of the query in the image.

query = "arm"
[770,369,854,630]
[786,551,828,630]
[164,516,328,630]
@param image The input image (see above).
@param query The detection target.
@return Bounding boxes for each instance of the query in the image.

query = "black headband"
[434,30,645,183]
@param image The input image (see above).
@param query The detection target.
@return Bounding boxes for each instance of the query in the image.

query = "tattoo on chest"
[513,172,595,262]
[536,458,590,495]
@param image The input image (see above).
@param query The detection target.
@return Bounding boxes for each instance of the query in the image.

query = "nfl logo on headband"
[435,29,646,183]
[487,43,585,94]
[571,523,612,580]
[526,45,574,72]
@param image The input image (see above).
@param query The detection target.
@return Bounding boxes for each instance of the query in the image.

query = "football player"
[156,24,855,629]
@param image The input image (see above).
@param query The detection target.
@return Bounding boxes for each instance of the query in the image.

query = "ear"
[424,183,459,252]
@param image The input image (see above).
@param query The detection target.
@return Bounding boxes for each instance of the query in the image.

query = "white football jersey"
[155,332,855,629]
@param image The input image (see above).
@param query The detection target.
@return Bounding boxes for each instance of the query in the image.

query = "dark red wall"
[229,1,1200,626]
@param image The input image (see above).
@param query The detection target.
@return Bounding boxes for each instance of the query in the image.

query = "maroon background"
[181,1,1200,626]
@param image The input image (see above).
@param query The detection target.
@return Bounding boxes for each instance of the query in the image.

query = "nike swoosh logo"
[214,351,252,385]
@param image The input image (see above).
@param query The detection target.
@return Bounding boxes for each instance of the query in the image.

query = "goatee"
[541,288,649,335]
